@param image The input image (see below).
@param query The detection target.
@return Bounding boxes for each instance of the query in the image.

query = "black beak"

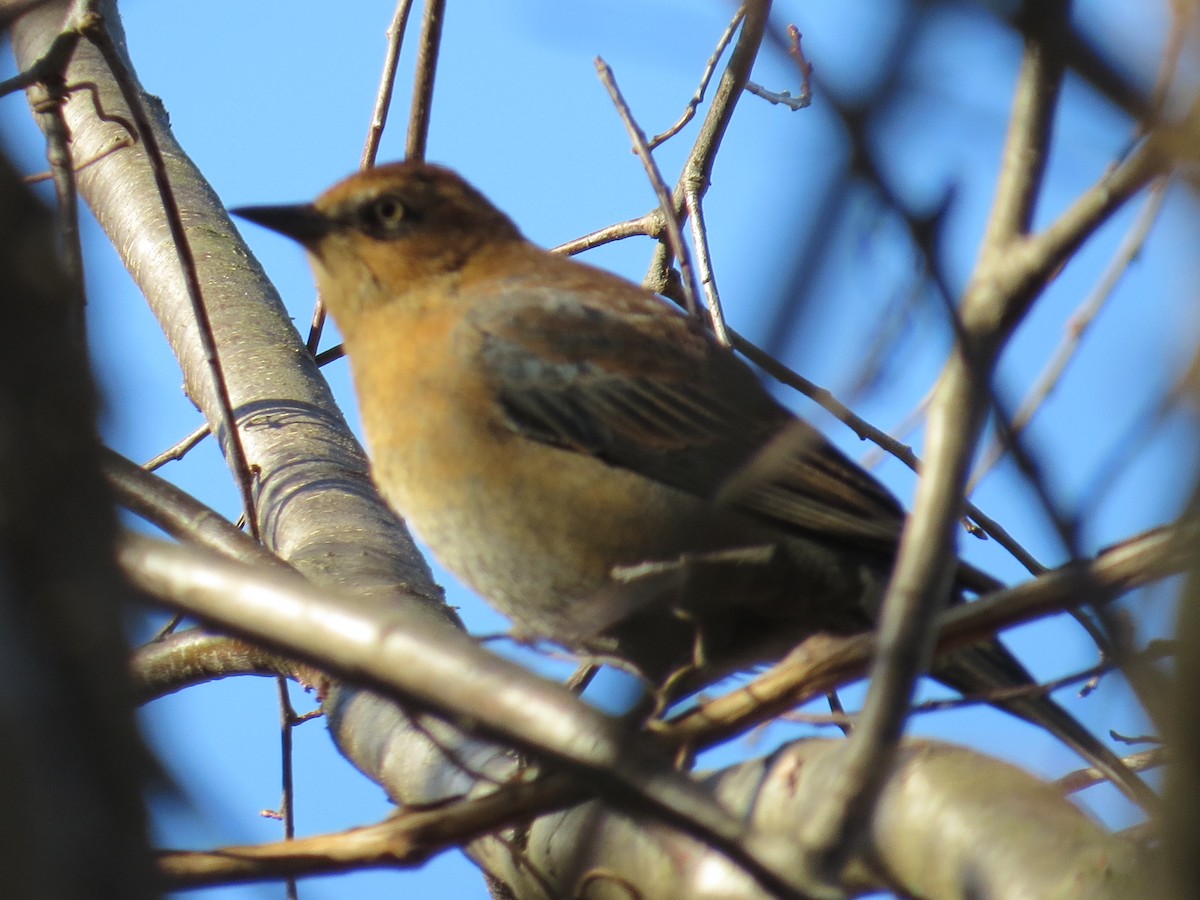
[231,203,332,245]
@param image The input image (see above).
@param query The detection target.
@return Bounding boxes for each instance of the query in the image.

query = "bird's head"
[233,162,525,324]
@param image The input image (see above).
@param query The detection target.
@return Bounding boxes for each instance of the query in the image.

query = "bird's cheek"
[307,259,367,323]
[305,252,333,290]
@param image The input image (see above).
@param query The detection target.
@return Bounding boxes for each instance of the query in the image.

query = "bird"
[233,161,1153,808]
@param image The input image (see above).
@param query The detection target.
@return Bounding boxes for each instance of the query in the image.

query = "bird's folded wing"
[471,286,905,550]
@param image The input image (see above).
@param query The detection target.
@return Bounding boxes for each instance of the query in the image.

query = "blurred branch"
[158,738,1153,897]
[125,510,1184,897]
[118,531,813,900]
[969,179,1170,492]
[668,521,1192,752]
[28,77,84,337]
[912,641,1170,718]
[131,629,305,703]
[104,449,283,569]
[983,5,1066,247]
[0,129,156,899]
[1057,747,1167,795]
[159,774,585,889]
[799,1,1176,875]
[1164,445,1200,900]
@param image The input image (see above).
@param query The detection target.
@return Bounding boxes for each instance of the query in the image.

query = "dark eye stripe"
[355,193,419,239]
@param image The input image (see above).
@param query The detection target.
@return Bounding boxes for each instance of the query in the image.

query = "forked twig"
[745,24,813,110]
[595,58,703,324]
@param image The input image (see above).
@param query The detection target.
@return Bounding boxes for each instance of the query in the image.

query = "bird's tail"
[933,641,1157,812]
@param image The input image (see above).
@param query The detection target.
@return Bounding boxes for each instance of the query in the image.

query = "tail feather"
[934,640,1157,811]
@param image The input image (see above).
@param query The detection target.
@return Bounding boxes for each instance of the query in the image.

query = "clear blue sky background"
[2,2,1197,897]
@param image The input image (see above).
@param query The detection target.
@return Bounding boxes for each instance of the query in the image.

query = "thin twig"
[405,0,445,161]
[643,0,771,295]
[915,660,1106,715]
[550,212,660,256]
[0,17,82,96]
[1056,747,1166,795]
[151,613,184,641]
[798,650,1153,726]
[684,189,731,345]
[157,774,588,889]
[271,677,299,900]
[824,692,852,736]
[22,129,134,184]
[308,0,417,356]
[0,8,89,343]
[859,387,932,470]
[647,7,744,150]
[913,638,1172,716]
[732,329,1047,571]
[143,421,211,471]
[744,24,812,111]
[30,78,85,342]
[105,449,277,567]
[303,299,327,358]
[362,0,416,169]
[595,57,703,323]
[782,708,856,729]
[82,12,261,540]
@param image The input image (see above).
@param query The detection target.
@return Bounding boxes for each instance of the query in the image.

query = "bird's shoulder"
[463,263,780,453]
[463,256,719,375]
[464,261,906,550]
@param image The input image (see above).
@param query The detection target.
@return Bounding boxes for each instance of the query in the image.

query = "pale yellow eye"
[358,193,409,237]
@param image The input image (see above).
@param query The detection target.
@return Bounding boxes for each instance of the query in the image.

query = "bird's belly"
[370,421,747,638]
[359,378,883,686]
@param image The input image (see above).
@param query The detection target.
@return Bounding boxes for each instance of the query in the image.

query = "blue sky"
[2,2,1196,897]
